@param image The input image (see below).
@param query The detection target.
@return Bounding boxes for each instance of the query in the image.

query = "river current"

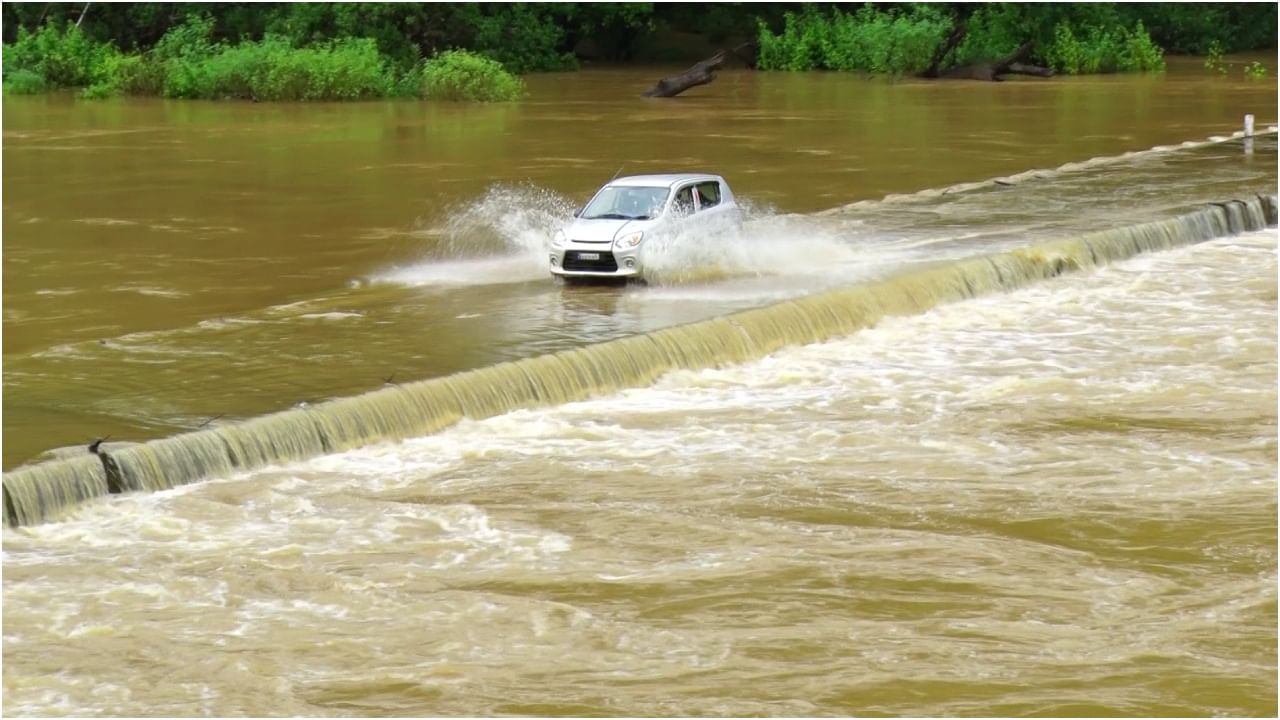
[2,62,1277,716]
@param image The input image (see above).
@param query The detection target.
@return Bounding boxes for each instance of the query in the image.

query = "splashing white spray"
[638,200,873,286]
[372,185,900,289]
[371,184,573,287]
[437,184,577,258]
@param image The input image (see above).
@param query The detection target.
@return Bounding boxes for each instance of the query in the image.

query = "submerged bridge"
[6,190,1275,528]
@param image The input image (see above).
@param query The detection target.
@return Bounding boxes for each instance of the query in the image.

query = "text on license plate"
[578,252,600,260]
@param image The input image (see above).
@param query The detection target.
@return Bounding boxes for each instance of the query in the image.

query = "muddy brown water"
[2,60,1277,716]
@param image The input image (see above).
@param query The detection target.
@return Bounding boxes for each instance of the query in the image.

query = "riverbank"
[2,20,525,102]
[3,3,1274,102]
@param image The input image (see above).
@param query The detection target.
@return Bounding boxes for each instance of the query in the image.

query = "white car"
[549,173,741,281]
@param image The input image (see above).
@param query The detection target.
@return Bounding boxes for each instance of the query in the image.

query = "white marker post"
[1245,113,1255,155]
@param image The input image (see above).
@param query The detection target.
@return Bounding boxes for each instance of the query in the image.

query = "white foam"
[372,255,547,287]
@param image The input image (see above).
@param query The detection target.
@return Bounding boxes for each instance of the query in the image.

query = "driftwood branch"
[642,45,750,97]
[935,40,1053,82]
[1005,62,1055,78]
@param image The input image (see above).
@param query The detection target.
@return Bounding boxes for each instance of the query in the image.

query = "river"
[2,61,1277,716]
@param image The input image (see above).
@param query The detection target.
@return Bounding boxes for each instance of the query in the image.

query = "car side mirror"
[572,208,582,218]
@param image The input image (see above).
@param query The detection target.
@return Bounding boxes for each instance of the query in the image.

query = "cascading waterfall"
[3,454,109,528]
[4,195,1275,528]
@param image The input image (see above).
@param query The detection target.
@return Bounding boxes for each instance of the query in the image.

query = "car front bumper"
[549,247,641,278]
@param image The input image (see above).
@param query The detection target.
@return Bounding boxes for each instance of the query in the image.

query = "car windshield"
[580,186,669,220]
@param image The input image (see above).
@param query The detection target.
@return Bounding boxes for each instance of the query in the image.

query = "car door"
[672,184,697,217]
[693,180,722,215]
[692,179,738,233]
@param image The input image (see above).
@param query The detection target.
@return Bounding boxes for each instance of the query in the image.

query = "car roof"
[607,173,722,188]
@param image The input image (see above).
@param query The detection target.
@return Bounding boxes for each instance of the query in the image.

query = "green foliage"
[757,3,1160,77]
[160,35,394,101]
[755,19,783,71]
[259,3,581,72]
[390,63,425,99]
[1044,19,1164,74]
[3,22,115,88]
[953,4,1026,66]
[264,3,424,69]
[1244,61,1267,80]
[420,50,524,102]
[459,4,577,72]
[152,14,218,62]
[756,4,951,75]
[1116,2,1277,54]
[79,81,116,100]
[105,53,167,96]
[757,7,823,71]
[1,3,1269,93]
[3,68,47,94]
[1204,40,1228,75]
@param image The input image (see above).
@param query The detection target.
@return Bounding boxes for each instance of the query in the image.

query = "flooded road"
[2,61,1277,716]
[3,60,1275,467]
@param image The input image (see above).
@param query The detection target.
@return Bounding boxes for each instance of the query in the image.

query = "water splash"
[638,204,876,287]
[374,187,877,289]
[370,184,575,287]
[436,184,576,258]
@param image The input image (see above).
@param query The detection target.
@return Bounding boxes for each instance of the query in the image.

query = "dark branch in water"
[88,436,110,454]
[1005,62,1055,78]
[642,42,755,98]
[383,374,399,387]
[197,415,224,429]
[931,40,1054,82]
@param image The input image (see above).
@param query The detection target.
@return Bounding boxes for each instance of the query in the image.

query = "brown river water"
[3,61,1278,716]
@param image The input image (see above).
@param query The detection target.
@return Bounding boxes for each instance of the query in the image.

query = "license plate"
[577,252,600,260]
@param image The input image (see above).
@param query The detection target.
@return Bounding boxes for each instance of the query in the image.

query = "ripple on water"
[2,231,1276,717]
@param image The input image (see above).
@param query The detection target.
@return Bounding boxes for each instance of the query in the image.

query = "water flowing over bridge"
[6,172,1275,526]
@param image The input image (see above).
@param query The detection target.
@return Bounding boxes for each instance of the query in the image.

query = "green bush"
[756,4,950,75]
[155,34,393,101]
[758,4,1165,76]
[390,63,424,99]
[151,14,217,61]
[1120,21,1164,73]
[79,82,115,99]
[3,22,115,87]
[1045,20,1164,74]
[1244,61,1267,80]
[1204,39,1228,74]
[0,13,524,103]
[953,4,1026,66]
[463,3,578,73]
[3,68,47,94]
[421,50,523,102]
[83,52,165,99]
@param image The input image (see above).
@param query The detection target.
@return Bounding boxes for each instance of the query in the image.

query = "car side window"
[695,181,721,208]
[673,185,696,215]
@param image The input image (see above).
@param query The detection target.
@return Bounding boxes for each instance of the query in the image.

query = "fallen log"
[642,49,728,98]
[1005,62,1055,78]
[933,40,1054,82]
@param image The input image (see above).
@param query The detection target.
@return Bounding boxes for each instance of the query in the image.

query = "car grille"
[563,250,618,272]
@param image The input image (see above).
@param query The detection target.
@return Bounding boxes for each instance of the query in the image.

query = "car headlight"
[551,230,567,248]
[614,231,644,249]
